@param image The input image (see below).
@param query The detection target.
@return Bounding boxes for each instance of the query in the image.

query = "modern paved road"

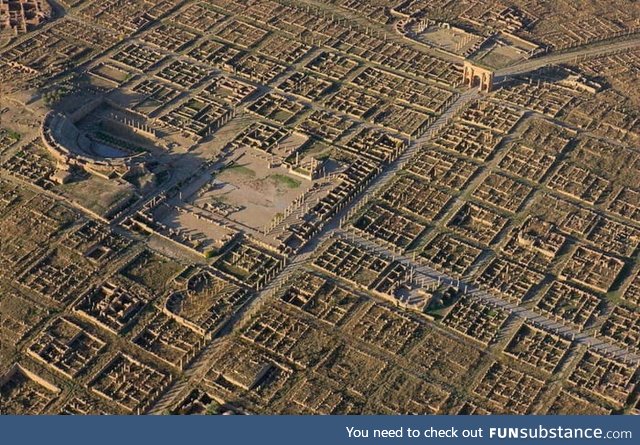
[496,35,640,78]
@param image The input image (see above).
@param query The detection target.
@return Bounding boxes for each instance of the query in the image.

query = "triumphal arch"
[463,61,495,92]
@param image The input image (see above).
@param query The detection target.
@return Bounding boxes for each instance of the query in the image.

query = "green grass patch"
[204,246,225,259]
[220,163,256,177]
[605,291,623,306]
[94,131,145,153]
[269,174,301,189]
[6,130,21,142]
[216,261,249,279]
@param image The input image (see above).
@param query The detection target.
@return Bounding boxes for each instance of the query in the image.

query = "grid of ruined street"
[0,0,639,415]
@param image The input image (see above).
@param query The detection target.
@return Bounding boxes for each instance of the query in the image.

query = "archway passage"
[463,61,494,92]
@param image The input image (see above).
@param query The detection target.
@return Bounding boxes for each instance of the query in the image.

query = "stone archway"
[463,61,494,92]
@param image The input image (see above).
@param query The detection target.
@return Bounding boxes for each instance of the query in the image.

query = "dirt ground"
[194,151,312,231]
